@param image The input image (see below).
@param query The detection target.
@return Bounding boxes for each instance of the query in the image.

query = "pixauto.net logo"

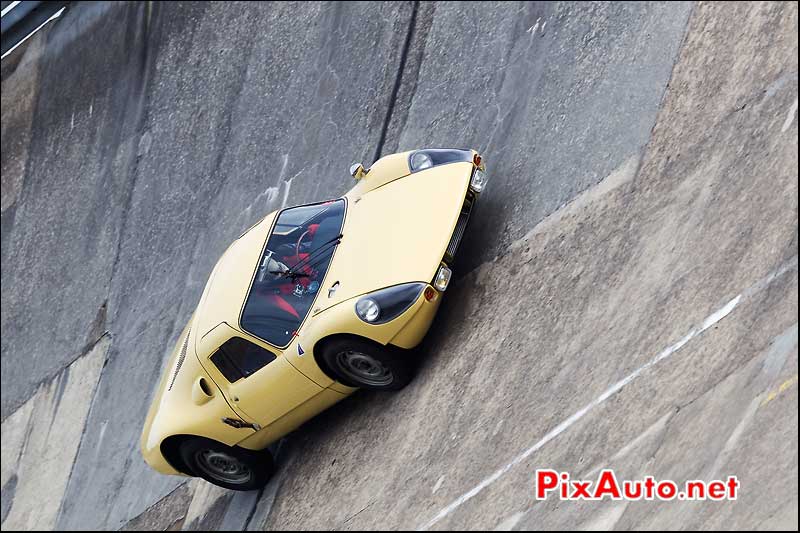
[535,469,739,501]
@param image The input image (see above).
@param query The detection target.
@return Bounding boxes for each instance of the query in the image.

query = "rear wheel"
[321,336,414,391]
[179,437,273,491]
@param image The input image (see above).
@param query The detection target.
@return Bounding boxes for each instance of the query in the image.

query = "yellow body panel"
[236,387,348,450]
[346,150,413,197]
[388,289,442,349]
[286,285,442,387]
[195,322,324,425]
[141,149,480,477]
[140,321,259,475]
[318,160,472,312]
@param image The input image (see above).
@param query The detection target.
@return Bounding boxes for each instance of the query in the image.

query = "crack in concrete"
[0,331,110,425]
[373,1,419,163]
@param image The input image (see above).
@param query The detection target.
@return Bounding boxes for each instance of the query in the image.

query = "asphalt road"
[1,1,797,531]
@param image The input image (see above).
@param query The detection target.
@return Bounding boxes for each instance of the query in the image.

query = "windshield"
[241,199,345,346]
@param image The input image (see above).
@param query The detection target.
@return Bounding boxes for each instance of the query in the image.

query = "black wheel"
[179,437,273,491]
[320,336,414,391]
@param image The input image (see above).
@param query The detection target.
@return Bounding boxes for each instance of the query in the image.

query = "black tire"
[320,336,414,391]
[179,437,273,491]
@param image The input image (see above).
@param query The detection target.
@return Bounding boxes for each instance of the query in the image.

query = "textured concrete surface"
[0,336,109,530]
[1,0,797,531]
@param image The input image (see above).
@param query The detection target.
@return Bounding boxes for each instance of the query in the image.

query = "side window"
[210,337,277,383]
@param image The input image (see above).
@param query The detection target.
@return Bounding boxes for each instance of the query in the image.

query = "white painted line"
[1,6,65,61]
[1,0,21,18]
[700,295,740,332]
[417,259,797,530]
[742,256,798,299]
[781,99,797,133]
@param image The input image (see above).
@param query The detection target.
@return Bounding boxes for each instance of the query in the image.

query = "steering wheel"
[295,229,313,258]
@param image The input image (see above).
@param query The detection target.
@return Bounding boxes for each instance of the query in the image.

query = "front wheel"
[320,336,414,391]
[179,437,273,491]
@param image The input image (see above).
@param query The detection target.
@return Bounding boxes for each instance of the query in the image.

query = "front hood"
[315,161,472,314]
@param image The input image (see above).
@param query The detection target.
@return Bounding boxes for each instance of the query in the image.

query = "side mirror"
[349,163,367,180]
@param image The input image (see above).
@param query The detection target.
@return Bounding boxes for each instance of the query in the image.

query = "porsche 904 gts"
[141,149,488,490]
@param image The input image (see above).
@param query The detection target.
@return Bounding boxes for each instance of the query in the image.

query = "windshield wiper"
[270,234,343,280]
[288,234,342,274]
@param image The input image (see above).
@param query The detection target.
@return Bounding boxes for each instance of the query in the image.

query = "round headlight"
[410,151,434,171]
[355,298,381,322]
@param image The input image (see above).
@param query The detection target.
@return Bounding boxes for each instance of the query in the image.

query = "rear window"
[241,199,345,346]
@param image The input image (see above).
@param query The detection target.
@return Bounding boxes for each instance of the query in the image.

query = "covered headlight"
[408,149,473,172]
[355,298,381,323]
[354,283,426,324]
[409,151,433,171]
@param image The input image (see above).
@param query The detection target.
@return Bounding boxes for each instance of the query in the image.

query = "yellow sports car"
[141,149,488,490]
